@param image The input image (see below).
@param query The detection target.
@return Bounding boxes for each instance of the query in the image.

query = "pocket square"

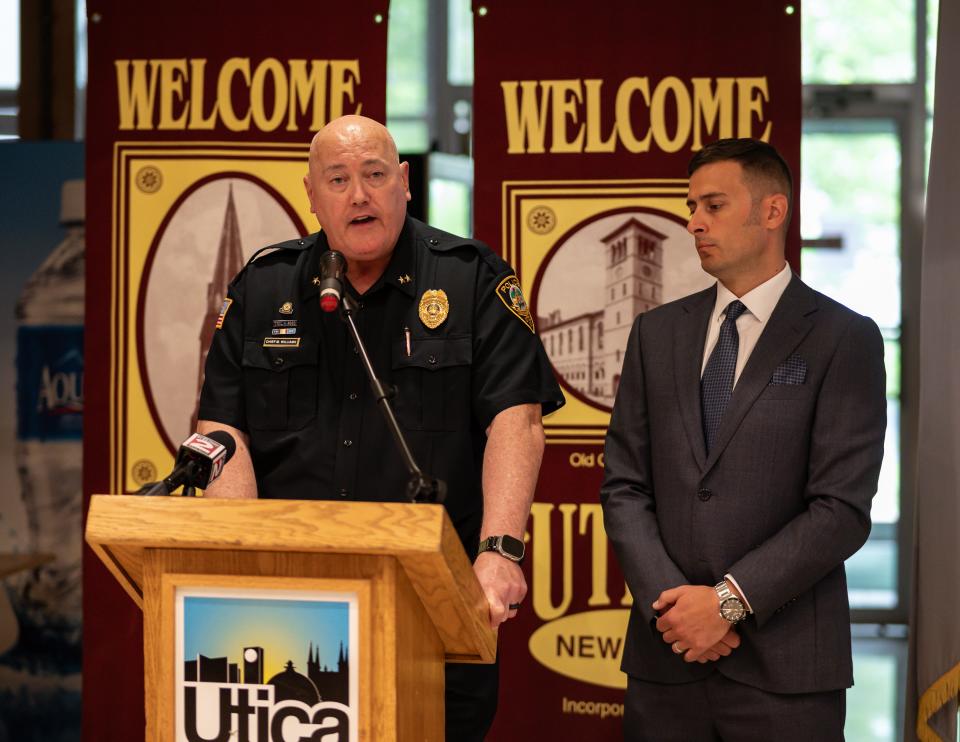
[770,355,807,385]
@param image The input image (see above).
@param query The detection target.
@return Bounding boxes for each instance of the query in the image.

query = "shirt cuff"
[724,573,753,614]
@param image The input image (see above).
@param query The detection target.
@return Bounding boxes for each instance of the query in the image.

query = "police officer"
[197,115,564,739]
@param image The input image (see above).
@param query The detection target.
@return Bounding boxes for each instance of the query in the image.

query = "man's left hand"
[653,584,731,662]
[474,551,527,628]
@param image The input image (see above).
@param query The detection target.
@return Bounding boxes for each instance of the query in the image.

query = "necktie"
[701,300,747,454]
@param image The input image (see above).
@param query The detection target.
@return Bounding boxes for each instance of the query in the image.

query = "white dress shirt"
[700,261,793,385]
[699,261,793,612]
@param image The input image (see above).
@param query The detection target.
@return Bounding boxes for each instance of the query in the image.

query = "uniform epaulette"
[229,233,318,286]
[415,218,513,276]
[246,233,318,266]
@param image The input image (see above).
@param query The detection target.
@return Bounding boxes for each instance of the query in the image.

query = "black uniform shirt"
[199,217,565,550]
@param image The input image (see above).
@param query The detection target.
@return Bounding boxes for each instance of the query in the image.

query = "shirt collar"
[375,218,416,298]
[304,218,417,299]
[712,261,793,324]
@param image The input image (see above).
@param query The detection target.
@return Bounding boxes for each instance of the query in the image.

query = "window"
[387,0,429,152]
[801,1,935,737]
[801,123,902,613]
[802,0,915,84]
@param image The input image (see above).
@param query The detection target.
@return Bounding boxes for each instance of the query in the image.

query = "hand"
[474,551,526,628]
[653,585,733,662]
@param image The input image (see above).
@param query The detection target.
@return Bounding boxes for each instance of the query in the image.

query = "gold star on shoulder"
[312,276,321,286]
[398,274,412,285]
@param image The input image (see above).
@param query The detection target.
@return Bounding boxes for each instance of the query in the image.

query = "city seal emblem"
[418,289,449,329]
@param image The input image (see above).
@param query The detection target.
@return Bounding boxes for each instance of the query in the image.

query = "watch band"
[715,581,735,602]
[478,535,525,563]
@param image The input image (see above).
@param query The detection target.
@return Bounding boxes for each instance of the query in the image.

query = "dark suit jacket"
[600,275,886,694]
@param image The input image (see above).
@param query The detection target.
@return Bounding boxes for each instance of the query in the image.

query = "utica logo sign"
[526,501,632,689]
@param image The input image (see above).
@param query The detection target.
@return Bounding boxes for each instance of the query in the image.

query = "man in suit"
[600,138,887,740]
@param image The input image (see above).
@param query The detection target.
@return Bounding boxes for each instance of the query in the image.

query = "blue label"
[16,325,84,441]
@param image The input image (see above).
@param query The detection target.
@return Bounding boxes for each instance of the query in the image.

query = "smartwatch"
[478,535,525,563]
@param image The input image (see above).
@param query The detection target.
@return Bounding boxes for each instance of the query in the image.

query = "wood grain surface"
[86,495,496,662]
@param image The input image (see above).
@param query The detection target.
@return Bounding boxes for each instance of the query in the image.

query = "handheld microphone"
[138,430,237,496]
[319,250,347,313]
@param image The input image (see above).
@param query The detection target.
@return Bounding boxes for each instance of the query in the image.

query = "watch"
[478,535,525,563]
[714,580,747,624]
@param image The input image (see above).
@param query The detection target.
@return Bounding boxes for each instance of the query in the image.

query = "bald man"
[197,115,565,739]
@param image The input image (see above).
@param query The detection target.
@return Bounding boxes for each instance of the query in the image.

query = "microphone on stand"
[319,250,347,313]
[136,430,237,496]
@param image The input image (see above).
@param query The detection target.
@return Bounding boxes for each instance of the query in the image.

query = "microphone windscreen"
[203,429,237,464]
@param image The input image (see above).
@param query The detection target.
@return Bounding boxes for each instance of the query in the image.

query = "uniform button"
[697,488,712,501]
[339,488,348,498]
[343,439,353,447]
[273,357,284,367]
[298,239,304,246]
[352,346,359,354]
[358,301,364,309]
[428,354,437,364]
[429,238,439,246]
[348,392,358,400]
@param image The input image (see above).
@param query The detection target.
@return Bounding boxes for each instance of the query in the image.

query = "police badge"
[418,289,449,329]
[495,275,535,332]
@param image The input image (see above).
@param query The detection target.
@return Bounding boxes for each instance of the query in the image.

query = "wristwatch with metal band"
[478,534,525,563]
[715,580,747,624]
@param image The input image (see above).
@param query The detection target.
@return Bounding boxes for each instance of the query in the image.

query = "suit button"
[697,488,712,501]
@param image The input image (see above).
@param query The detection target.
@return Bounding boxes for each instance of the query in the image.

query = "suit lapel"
[674,285,716,472]
[702,275,818,473]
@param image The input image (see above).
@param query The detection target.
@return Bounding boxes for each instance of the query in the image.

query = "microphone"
[319,250,347,313]
[138,431,237,496]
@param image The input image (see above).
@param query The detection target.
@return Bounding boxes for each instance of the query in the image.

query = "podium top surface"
[87,495,456,554]
[85,495,496,662]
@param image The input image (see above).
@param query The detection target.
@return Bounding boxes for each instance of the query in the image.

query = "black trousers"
[445,660,499,741]
[624,673,845,742]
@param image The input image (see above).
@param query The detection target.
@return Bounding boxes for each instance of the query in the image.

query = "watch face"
[720,597,745,623]
[499,535,525,561]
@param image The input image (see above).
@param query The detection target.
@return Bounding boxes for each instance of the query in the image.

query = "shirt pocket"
[391,334,472,432]
[241,337,318,431]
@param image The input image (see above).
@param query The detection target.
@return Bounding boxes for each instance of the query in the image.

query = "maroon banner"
[82,3,387,739]
[472,3,801,738]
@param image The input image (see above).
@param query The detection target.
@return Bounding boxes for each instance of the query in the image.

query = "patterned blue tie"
[701,300,747,454]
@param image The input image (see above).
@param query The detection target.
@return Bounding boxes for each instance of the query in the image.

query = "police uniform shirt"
[199,217,565,551]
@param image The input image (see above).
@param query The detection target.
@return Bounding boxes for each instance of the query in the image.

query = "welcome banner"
[473,2,801,737]
[82,3,387,738]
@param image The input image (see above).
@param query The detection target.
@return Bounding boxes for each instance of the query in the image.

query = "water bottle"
[11,178,85,651]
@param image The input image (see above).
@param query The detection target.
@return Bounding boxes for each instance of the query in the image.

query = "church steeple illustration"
[193,183,245,428]
[307,639,349,703]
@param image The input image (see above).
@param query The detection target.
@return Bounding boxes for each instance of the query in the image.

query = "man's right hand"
[693,628,741,663]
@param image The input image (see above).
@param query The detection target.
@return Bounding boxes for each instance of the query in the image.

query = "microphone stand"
[339,292,446,504]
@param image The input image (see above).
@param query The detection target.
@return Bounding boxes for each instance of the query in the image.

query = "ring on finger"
[671,641,685,655]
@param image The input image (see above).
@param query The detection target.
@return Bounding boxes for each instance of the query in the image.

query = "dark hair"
[688,138,793,224]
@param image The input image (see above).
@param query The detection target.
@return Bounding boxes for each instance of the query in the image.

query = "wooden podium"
[85,495,496,741]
